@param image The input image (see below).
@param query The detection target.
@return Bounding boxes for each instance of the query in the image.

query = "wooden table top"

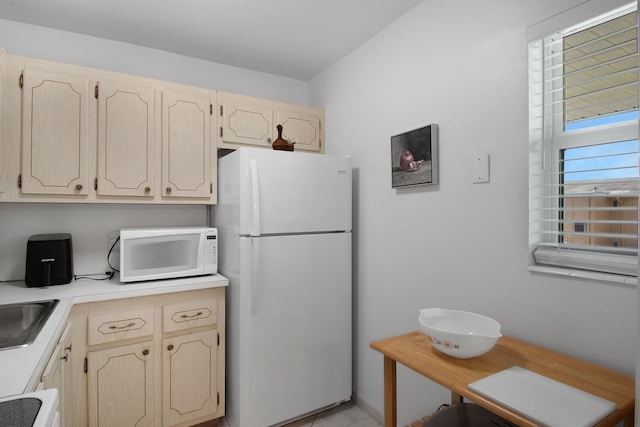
[370,331,635,427]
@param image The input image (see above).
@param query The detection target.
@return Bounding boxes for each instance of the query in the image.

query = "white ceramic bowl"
[418,308,502,359]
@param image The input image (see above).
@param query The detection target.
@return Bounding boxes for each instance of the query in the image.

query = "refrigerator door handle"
[249,158,261,237]
[249,236,259,313]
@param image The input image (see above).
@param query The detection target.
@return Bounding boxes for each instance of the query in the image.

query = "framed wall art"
[390,124,438,188]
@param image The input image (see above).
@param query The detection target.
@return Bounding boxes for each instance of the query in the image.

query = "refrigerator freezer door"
[236,148,351,236]
[233,232,351,427]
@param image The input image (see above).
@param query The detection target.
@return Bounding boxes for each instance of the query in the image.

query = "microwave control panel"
[204,230,218,273]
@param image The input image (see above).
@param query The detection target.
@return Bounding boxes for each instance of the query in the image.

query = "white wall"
[309,0,638,424]
[0,203,206,280]
[0,20,310,282]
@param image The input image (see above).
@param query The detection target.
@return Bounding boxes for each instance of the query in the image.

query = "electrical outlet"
[107,231,120,251]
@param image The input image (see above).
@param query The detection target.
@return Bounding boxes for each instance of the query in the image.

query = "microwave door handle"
[249,158,261,237]
[249,237,260,313]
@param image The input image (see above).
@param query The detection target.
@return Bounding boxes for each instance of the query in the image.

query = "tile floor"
[216,401,382,427]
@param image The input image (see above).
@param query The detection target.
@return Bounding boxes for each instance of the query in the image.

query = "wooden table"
[370,332,634,427]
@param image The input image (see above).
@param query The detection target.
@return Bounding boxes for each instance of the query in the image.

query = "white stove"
[0,389,59,427]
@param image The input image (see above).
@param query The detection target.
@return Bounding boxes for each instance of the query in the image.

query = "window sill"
[528,265,637,286]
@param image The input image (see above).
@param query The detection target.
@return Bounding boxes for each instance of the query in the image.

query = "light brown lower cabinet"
[69,287,225,427]
[38,322,73,427]
[88,341,155,427]
[162,330,218,426]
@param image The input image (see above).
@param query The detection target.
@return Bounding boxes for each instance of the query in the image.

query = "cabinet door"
[276,108,322,152]
[161,91,211,199]
[21,68,90,195]
[162,330,218,426]
[220,92,274,147]
[58,323,73,427]
[97,80,156,197]
[42,343,63,391]
[88,341,154,427]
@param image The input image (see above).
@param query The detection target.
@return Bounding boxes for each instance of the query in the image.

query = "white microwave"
[119,227,217,282]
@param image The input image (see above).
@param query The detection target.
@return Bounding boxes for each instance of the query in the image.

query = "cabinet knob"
[142,349,149,356]
[65,344,72,352]
[166,187,172,194]
[75,184,83,191]
[60,354,68,362]
[167,344,174,351]
[144,186,151,194]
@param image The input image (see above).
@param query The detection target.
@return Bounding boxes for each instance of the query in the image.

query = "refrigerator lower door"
[231,232,351,427]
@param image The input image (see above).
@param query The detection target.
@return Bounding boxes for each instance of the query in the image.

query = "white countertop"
[0,274,228,398]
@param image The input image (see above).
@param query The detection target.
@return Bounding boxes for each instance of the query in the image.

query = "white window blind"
[528,3,639,282]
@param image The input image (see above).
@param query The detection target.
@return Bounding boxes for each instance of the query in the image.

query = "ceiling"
[0,0,423,81]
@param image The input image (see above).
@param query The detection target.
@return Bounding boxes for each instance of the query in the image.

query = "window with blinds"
[528,3,639,282]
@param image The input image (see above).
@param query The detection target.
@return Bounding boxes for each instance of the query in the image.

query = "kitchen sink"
[0,300,59,350]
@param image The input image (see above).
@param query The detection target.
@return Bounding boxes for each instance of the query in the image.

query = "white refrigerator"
[212,148,352,427]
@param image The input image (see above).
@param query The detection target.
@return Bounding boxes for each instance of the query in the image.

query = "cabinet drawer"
[88,308,154,345]
[163,299,217,333]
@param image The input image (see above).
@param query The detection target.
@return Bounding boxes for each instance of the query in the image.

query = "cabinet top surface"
[0,274,227,398]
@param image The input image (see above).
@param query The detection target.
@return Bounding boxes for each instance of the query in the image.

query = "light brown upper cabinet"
[276,107,322,152]
[161,90,213,200]
[218,92,324,153]
[96,80,156,198]
[4,55,217,204]
[218,92,273,147]
[20,68,91,196]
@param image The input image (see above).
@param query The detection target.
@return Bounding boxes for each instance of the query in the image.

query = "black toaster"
[25,233,73,287]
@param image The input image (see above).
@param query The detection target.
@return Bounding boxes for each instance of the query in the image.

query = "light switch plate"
[472,153,490,183]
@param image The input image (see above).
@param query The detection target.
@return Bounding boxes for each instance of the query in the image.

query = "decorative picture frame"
[390,124,438,188]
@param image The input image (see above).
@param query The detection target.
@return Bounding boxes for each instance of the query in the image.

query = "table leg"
[623,413,634,427]
[451,392,463,405]
[383,355,397,427]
